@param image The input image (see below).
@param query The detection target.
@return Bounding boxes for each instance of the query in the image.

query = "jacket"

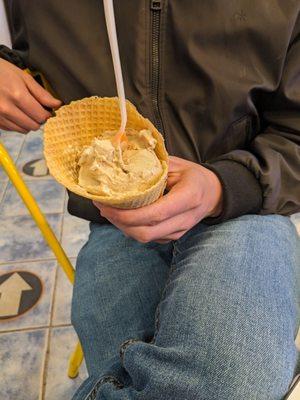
[1,0,300,224]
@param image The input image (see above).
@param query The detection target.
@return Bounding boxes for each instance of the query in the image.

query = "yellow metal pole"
[0,142,75,284]
[68,341,84,378]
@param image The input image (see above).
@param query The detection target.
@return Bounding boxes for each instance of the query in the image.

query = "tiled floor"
[0,129,89,400]
[1,128,300,400]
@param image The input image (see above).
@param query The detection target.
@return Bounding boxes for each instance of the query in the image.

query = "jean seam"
[83,375,124,400]
[172,240,181,255]
[72,376,98,400]
[119,338,142,365]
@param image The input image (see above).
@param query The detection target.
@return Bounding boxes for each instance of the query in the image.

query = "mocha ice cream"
[78,129,163,196]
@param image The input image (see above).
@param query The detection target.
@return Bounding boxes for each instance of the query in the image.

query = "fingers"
[17,92,52,124]
[0,116,27,133]
[154,230,187,243]
[125,225,187,243]
[5,104,41,132]
[125,210,197,242]
[99,204,198,243]
[95,183,199,228]
[24,73,62,109]
[167,155,191,172]
[0,60,61,132]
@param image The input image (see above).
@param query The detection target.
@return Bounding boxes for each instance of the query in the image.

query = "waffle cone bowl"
[44,96,169,209]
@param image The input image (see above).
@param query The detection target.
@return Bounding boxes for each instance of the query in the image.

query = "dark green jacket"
[1,1,300,223]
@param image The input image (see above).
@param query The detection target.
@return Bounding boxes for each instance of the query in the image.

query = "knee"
[198,337,296,399]
[121,339,295,400]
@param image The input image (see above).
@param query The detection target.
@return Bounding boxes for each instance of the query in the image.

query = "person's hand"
[94,156,223,243]
[0,58,61,133]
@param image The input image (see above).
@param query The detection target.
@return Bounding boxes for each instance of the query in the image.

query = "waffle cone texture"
[44,97,169,208]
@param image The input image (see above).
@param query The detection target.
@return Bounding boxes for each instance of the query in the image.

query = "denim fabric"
[71,215,300,400]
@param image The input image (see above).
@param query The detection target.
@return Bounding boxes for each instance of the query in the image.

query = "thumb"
[166,157,185,189]
[24,73,62,109]
[166,169,182,191]
[167,156,186,172]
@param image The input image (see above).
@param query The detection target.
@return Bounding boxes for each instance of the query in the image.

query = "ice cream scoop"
[78,129,163,196]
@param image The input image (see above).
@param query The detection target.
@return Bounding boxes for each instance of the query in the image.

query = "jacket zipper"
[150,0,165,135]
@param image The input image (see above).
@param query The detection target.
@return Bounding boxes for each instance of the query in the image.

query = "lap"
[159,214,300,354]
[150,214,300,398]
[72,215,300,399]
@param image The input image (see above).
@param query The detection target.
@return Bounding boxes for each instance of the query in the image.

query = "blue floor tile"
[16,129,48,181]
[0,131,25,182]
[0,167,8,182]
[0,179,65,217]
[52,259,76,326]
[0,260,56,332]
[0,213,62,263]
[0,329,47,400]
[61,213,90,258]
[19,129,44,159]
[0,131,25,160]
[44,326,88,400]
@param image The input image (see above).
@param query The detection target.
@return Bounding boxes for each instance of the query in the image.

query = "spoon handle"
[103,0,127,134]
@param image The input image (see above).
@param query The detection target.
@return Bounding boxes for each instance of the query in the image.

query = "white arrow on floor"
[0,273,33,317]
[31,158,48,176]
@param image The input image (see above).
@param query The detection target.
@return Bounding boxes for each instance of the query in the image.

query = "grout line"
[0,179,9,204]
[1,209,64,219]
[0,257,57,266]
[39,327,50,400]
[0,255,76,266]
[0,323,72,335]
[14,132,27,164]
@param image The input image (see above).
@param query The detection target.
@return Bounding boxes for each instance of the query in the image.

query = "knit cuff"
[0,45,26,69]
[202,159,263,225]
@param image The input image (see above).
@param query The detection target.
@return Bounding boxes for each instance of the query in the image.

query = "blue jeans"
[71,215,300,400]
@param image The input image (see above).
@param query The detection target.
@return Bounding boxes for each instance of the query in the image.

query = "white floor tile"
[44,326,88,400]
[0,213,62,263]
[52,260,76,326]
[0,329,47,400]
[61,213,89,258]
[1,179,65,217]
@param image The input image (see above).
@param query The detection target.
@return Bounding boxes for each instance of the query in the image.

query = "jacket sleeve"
[0,44,26,68]
[204,14,300,224]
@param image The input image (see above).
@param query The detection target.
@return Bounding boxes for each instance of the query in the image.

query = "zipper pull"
[151,1,162,11]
